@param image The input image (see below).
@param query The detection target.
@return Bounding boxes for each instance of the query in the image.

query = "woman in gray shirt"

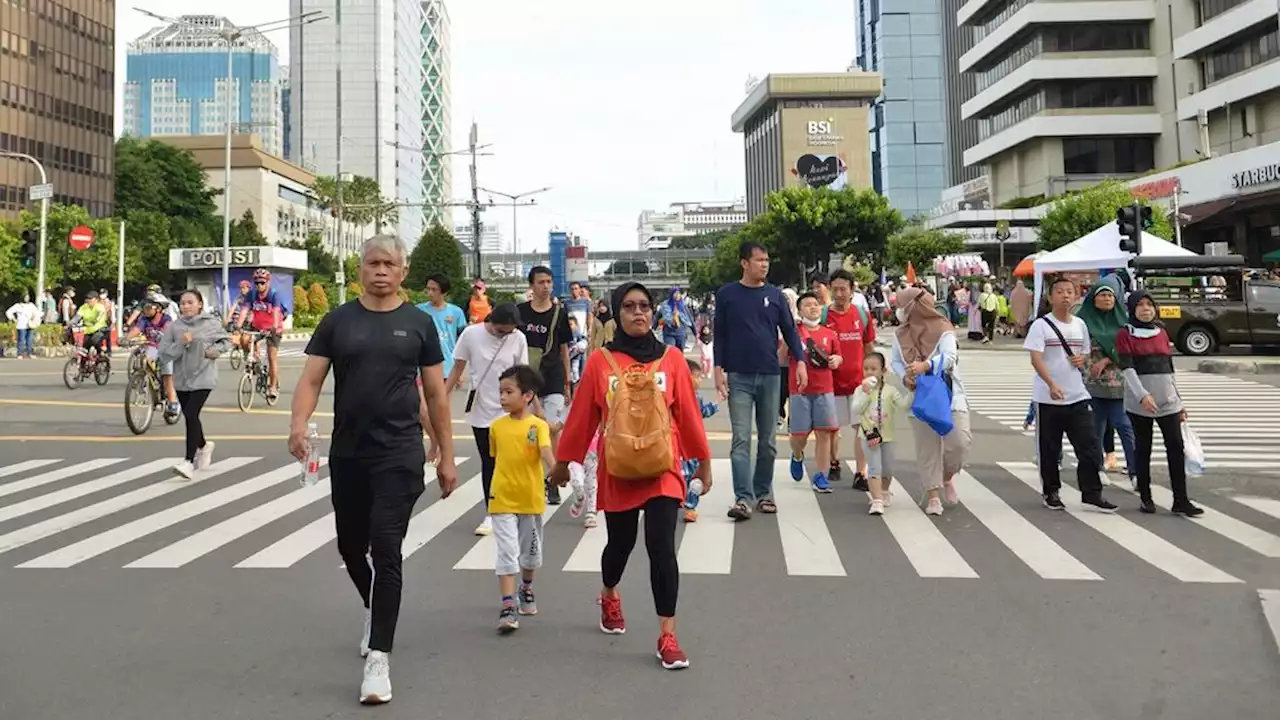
[1114,291,1203,517]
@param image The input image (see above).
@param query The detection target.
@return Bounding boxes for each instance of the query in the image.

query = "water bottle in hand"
[301,422,321,487]
[686,478,703,511]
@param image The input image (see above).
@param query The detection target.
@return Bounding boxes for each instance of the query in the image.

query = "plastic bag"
[1182,422,1206,477]
[911,362,955,436]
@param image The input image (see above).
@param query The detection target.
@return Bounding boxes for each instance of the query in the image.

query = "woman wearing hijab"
[588,299,614,355]
[1075,276,1137,487]
[978,282,998,343]
[890,287,972,516]
[777,287,800,429]
[550,281,712,670]
[1115,291,1204,517]
[1010,279,1033,337]
[655,287,693,350]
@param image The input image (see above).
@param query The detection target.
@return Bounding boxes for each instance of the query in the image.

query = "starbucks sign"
[1231,163,1280,190]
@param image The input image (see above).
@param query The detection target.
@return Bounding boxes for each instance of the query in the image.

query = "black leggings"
[1127,412,1188,504]
[601,496,680,617]
[176,389,211,461]
[472,425,495,504]
[778,368,790,419]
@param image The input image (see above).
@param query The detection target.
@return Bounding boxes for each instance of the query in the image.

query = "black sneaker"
[1042,492,1065,511]
[1081,494,1118,513]
[828,463,843,482]
[546,480,561,505]
[1139,497,1156,514]
[853,473,869,492]
[727,500,752,521]
[1171,501,1205,518]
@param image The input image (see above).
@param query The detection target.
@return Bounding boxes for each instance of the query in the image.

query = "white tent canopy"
[1033,223,1197,307]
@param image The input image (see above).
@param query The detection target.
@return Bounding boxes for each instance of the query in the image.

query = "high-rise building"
[290,0,426,245]
[731,73,883,218]
[0,0,116,220]
[938,0,981,187]
[280,69,292,163]
[420,0,452,229]
[856,0,948,218]
[636,200,748,250]
[124,16,283,158]
[453,222,502,255]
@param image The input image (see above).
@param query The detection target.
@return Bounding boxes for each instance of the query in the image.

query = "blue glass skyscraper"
[856,0,947,218]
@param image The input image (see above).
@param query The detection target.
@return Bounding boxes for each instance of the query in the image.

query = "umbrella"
[1013,252,1043,277]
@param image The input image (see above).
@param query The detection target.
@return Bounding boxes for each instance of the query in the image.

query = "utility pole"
[469,121,482,279]
[335,0,347,305]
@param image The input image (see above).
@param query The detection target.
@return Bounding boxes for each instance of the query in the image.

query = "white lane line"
[879,485,978,579]
[1232,495,1280,521]
[0,459,178,523]
[1261,590,1280,655]
[1001,462,1241,584]
[0,459,128,498]
[21,461,312,568]
[0,458,257,556]
[0,460,59,480]
[562,509,612,573]
[128,477,333,568]
[1104,483,1280,558]
[676,459,735,575]
[401,474,483,559]
[453,484,573,570]
[950,470,1100,580]
[774,462,846,577]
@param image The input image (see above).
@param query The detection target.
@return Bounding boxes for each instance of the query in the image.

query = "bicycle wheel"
[229,347,243,372]
[94,356,111,386]
[124,374,154,435]
[63,357,83,390]
[237,371,255,411]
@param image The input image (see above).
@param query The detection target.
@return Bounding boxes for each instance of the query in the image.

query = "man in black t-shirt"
[289,234,457,707]
[518,265,572,504]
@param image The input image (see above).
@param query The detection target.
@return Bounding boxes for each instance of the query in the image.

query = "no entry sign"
[68,225,95,251]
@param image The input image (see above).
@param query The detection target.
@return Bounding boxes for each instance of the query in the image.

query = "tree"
[755,186,906,285]
[0,223,35,298]
[885,226,967,274]
[293,285,310,315]
[21,204,144,291]
[406,223,465,294]
[688,232,748,297]
[114,136,218,222]
[1037,180,1174,251]
[312,175,399,230]
[346,281,363,298]
[282,232,339,288]
[228,210,267,247]
[671,230,731,250]
[307,283,329,315]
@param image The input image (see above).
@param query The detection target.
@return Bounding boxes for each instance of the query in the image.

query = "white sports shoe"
[925,497,944,516]
[474,516,492,536]
[868,499,885,516]
[172,461,195,479]
[359,608,372,658]
[360,650,392,705]
[196,442,216,470]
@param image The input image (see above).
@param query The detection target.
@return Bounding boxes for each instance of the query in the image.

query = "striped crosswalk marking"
[562,510,610,573]
[401,473,483,559]
[0,458,128,499]
[0,459,59,481]
[675,460,736,575]
[1233,495,1280,522]
[879,485,978,579]
[20,461,314,568]
[1104,481,1280,558]
[0,458,257,555]
[453,480,573,570]
[0,458,177,523]
[1000,462,1242,583]
[948,470,1100,580]
[774,461,846,577]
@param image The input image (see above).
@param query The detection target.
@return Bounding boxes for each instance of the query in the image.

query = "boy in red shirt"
[824,270,877,489]
[786,292,843,493]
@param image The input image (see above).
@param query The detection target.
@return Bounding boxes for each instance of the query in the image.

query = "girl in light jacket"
[159,289,230,478]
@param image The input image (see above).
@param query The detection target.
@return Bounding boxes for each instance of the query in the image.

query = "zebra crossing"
[960,349,1280,470]
[1,453,1279,586]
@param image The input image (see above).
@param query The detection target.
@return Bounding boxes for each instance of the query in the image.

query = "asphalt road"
[0,341,1278,719]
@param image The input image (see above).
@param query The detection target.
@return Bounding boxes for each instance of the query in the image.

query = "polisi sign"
[181,248,262,269]
[805,117,842,147]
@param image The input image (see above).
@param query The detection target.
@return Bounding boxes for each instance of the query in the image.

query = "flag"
[905,262,917,285]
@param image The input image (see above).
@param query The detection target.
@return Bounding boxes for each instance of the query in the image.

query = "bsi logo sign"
[804,117,842,147]
[807,120,834,135]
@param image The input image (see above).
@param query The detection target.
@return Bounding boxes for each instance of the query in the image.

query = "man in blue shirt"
[417,274,467,376]
[714,241,806,520]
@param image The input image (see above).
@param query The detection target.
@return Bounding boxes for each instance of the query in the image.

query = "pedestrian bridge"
[469,248,713,295]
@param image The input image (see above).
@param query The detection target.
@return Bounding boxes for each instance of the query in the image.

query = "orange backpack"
[600,348,673,480]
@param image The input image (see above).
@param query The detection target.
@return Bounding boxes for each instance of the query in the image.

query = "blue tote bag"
[911,361,955,436]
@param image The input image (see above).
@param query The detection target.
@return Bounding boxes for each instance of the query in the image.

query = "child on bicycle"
[128,298,181,418]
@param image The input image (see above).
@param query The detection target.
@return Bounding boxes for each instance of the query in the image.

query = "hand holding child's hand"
[828,355,843,369]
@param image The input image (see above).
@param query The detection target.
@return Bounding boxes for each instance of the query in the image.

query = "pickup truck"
[1136,256,1280,355]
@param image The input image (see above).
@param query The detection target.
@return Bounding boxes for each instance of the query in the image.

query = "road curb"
[1196,359,1280,375]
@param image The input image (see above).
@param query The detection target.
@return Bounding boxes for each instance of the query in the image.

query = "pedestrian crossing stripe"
[2,456,1280,582]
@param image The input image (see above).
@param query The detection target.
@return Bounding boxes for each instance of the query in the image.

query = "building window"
[1045,79,1154,108]
[1063,137,1155,175]
[1198,0,1251,24]
[1202,26,1280,85]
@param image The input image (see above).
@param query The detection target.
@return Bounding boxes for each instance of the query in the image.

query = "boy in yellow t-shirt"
[489,365,560,634]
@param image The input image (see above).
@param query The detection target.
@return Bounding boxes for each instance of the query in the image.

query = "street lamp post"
[384,139,492,278]
[1,151,49,297]
[478,186,552,258]
[134,8,326,315]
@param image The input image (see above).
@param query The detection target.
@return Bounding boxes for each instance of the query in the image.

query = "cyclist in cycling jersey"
[228,280,255,355]
[128,299,181,418]
[234,268,285,400]
[125,285,177,328]
[75,291,111,355]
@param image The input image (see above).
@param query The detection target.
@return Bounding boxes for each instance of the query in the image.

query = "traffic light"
[1140,204,1154,231]
[1116,203,1142,255]
[19,230,38,270]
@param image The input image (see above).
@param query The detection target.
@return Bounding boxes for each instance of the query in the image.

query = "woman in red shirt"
[550,281,712,671]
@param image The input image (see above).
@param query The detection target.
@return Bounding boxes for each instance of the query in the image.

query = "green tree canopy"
[671,229,731,250]
[757,186,905,285]
[1037,180,1173,251]
[407,223,465,300]
[114,136,218,222]
[18,204,145,292]
[885,226,967,274]
[312,175,399,230]
[282,232,340,288]
[228,210,268,247]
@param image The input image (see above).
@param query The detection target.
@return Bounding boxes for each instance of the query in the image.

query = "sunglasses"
[621,301,652,313]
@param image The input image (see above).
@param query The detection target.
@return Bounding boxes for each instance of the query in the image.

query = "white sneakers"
[474,516,492,536]
[925,497,944,516]
[359,608,372,658]
[360,650,392,705]
[172,461,195,479]
[196,441,215,470]
[868,499,885,516]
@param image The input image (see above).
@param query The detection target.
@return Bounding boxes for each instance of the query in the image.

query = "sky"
[115,0,858,252]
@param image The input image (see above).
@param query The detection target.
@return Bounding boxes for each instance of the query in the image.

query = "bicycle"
[227,329,246,372]
[123,342,182,435]
[63,331,111,389]
[237,330,280,411]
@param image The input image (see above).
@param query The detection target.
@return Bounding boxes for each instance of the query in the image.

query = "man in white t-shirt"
[1024,276,1115,513]
[443,303,529,537]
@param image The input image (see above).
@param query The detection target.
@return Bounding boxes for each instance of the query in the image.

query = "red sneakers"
[656,632,689,670]
[599,592,626,635]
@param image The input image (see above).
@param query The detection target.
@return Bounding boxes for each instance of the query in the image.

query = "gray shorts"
[858,435,896,480]
[539,393,567,425]
[492,513,543,576]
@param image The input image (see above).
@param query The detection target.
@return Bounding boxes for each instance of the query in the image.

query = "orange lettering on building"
[1130,177,1179,200]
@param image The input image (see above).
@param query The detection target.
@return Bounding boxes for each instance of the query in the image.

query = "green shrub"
[307,283,329,315]
[293,285,310,314]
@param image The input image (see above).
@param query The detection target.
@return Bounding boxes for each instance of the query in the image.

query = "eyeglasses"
[621,301,652,313]
[254,281,267,286]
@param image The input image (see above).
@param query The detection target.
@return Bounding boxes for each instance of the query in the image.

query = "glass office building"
[857,0,947,218]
